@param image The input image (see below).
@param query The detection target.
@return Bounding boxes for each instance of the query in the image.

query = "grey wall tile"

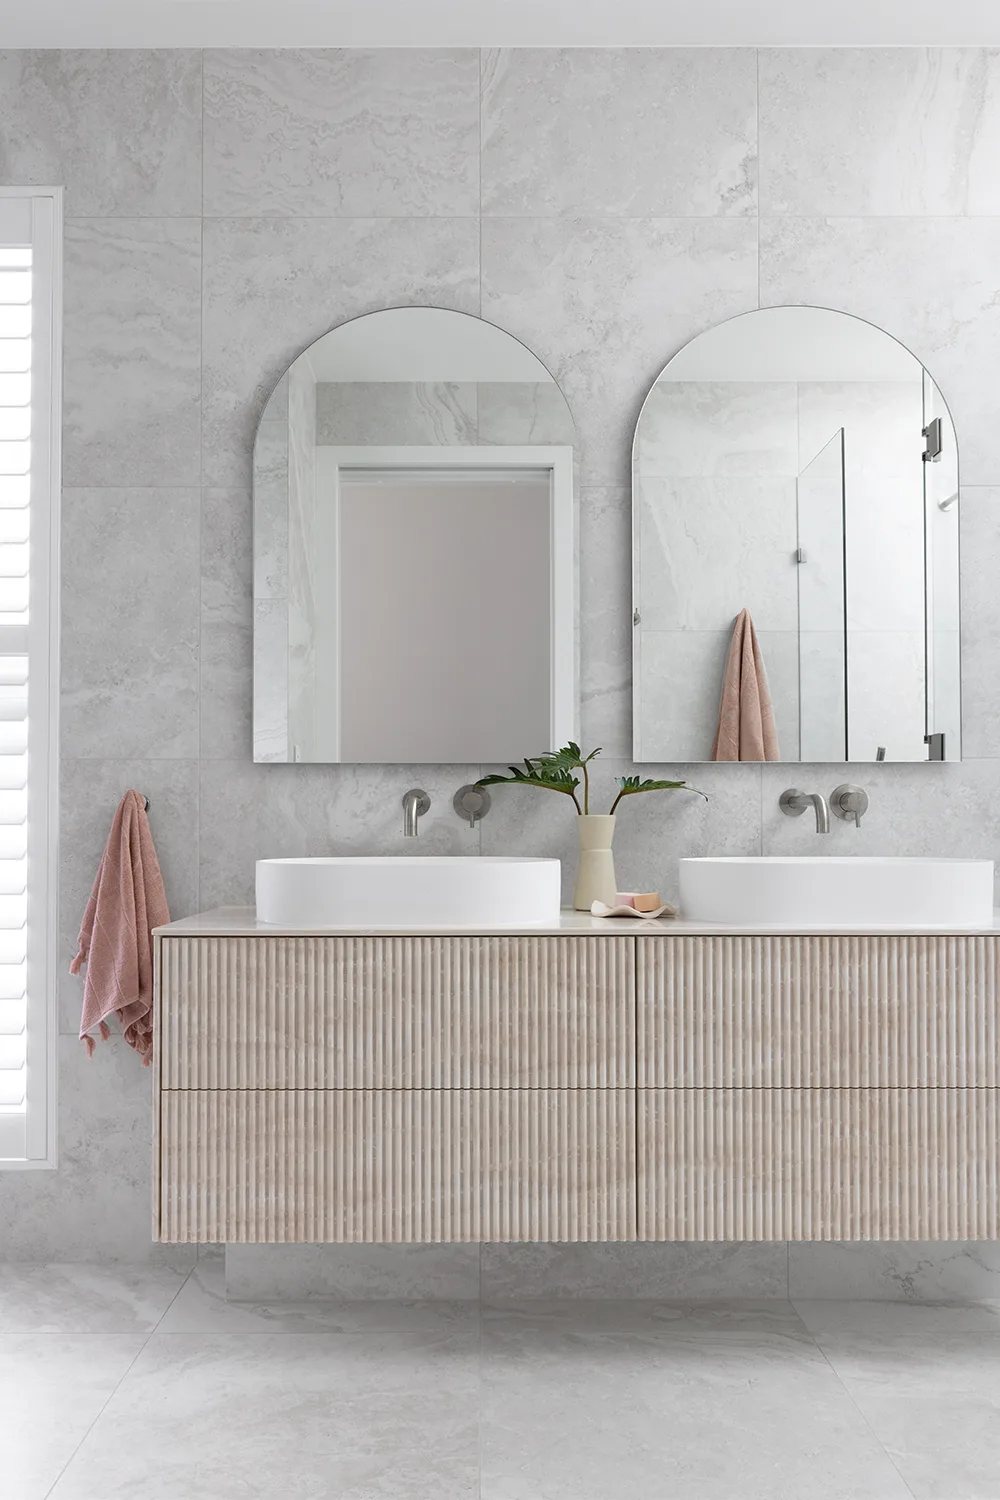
[760,759,1000,898]
[482,48,756,217]
[0,49,201,216]
[482,1243,788,1299]
[63,219,201,487]
[480,758,758,908]
[959,487,1000,756]
[482,216,758,488]
[59,758,200,1033]
[790,1242,1000,1301]
[579,487,632,757]
[315,381,478,446]
[760,48,1000,216]
[202,487,253,760]
[202,216,480,489]
[198,760,481,909]
[226,1244,481,1301]
[759,215,1000,487]
[0,1038,195,1262]
[61,489,200,759]
[17,45,1000,1281]
[204,49,479,217]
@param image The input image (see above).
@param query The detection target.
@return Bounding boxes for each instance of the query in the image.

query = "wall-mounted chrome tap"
[402,789,431,837]
[453,784,491,828]
[779,788,831,834]
[830,784,869,828]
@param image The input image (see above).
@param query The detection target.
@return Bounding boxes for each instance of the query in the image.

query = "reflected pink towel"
[71,790,169,1065]
[711,608,781,762]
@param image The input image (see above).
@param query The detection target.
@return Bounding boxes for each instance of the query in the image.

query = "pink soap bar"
[616,891,662,913]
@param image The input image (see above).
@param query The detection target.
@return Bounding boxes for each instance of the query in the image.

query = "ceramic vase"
[573,814,617,911]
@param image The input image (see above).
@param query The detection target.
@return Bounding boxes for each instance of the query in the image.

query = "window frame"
[0,186,62,1170]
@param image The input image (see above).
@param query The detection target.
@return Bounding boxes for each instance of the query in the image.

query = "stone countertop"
[155,906,1000,938]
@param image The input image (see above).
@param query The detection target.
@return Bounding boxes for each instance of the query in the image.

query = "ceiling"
[3,0,1000,48]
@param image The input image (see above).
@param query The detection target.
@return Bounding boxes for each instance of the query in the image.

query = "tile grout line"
[38,1265,198,1500]
[755,46,761,309]
[790,1301,919,1500]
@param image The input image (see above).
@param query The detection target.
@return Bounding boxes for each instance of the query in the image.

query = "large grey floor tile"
[161,1255,480,1336]
[0,1263,190,1333]
[0,1333,144,1500]
[49,1329,480,1499]
[795,1301,1000,1499]
[480,1301,912,1499]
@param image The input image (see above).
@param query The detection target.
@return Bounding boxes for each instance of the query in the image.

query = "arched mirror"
[632,306,960,764]
[253,307,576,764]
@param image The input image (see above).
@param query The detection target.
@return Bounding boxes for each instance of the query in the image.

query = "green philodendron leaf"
[478,745,702,816]
[609,775,708,814]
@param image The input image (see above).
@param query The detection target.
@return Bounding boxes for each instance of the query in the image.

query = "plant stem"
[582,759,590,814]
[609,788,624,815]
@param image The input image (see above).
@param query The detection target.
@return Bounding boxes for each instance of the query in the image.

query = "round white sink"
[679,856,995,929]
[256,855,562,928]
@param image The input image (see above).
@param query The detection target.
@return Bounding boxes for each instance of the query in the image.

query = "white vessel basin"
[256,856,561,928]
[679,857,995,929]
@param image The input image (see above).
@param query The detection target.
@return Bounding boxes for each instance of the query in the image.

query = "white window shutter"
[0,191,59,1165]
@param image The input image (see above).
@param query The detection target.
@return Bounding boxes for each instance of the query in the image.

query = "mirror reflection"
[632,306,960,764]
[253,308,576,764]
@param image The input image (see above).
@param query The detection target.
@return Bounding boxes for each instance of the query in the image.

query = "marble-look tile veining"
[201,487,254,761]
[759,213,1000,487]
[480,1301,913,1500]
[201,215,480,489]
[63,219,202,488]
[578,486,632,757]
[3,42,1000,1283]
[0,1039,199,1263]
[47,1328,481,1500]
[760,47,1000,216]
[197,760,481,909]
[61,489,201,761]
[0,1263,190,1333]
[1,1332,148,1500]
[959,487,1000,759]
[0,49,202,216]
[204,48,480,217]
[481,48,757,217]
[225,1244,482,1304]
[4,1269,1000,1499]
[481,216,759,489]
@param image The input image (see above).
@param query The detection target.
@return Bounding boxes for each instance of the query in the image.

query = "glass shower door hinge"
[633,607,641,626]
[922,417,943,462]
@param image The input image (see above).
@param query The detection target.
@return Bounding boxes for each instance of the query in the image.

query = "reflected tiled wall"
[2,48,1000,1284]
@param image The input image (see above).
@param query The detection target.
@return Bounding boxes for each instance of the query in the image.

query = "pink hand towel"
[71,790,169,1065]
[711,608,781,762]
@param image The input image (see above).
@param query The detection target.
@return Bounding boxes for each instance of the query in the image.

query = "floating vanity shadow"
[631,306,961,764]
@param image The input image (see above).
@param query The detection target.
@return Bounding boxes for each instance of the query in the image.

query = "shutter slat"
[0,209,56,1158]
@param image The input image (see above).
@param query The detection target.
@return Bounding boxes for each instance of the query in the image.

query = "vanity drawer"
[638,935,1000,1088]
[158,934,634,1090]
[157,1088,636,1244]
[638,1087,1000,1241]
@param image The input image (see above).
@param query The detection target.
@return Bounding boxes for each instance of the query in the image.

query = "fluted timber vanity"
[152,910,1000,1245]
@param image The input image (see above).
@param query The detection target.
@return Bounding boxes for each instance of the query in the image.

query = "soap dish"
[590,899,677,920]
